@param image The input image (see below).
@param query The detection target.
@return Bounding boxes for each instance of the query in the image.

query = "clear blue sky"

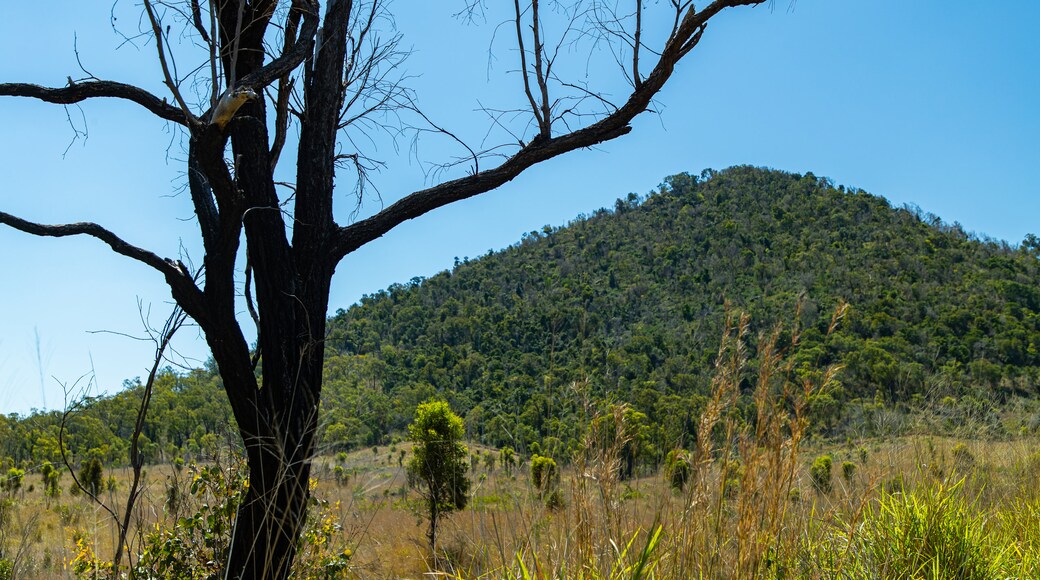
[1,1,1037,415]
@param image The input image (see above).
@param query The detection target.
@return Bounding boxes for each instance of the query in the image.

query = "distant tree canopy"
[1,368,230,465]
[4,167,1040,471]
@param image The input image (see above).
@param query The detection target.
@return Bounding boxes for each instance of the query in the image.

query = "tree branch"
[513,0,545,133]
[333,0,767,260]
[114,305,187,573]
[187,137,221,250]
[190,0,212,44]
[530,0,552,138]
[142,0,200,125]
[0,80,188,125]
[633,0,643,88]
[0,210,207,319]
[332,118,629,260]
[0,211,177,277]
[269,4,303,171]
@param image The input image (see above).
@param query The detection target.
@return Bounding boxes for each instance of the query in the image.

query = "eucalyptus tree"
[0,0,768,576]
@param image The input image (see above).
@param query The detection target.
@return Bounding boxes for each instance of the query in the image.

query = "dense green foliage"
[3,166,1040,470]
[77,457,103,497]
[63,459,354,579]
[320,166,1040,459]
[810,455,833,494]
[530,454,559,496]
[0,368,233,466]
[665,449,691,491]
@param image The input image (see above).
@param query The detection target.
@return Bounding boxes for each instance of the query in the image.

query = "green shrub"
[810,455,833,493]
[131,459,354,580]
[530,454,559,496]
[665,449,691,491]
[2,468,24,494]
[500,446,517,474]
[78,457,103,496]
[407,400,470,552]
[133,463,243,579]
[841,461,856,482]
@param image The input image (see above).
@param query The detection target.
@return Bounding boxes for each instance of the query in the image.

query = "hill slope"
[320,166,1040,450]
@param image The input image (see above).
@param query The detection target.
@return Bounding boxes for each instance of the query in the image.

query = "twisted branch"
[0,80,188,125]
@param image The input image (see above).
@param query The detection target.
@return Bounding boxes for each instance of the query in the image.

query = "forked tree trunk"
[198,3,342,573]
[203,266,333,578]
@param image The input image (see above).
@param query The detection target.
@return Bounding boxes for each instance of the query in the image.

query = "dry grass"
[2,432,1040,578]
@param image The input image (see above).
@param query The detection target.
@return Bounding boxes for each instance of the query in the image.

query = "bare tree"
[0,0,767,576]
[58,305,187,573]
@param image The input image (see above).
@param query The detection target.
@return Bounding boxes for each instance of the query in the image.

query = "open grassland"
[2,434,1039,579]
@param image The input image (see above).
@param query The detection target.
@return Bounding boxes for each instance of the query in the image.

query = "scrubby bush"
[500,447,517,475]
[810,455,833,493]
[130,459,353,580]
[530,454,559,497]
[78,457,103,496]
[1,469,23,495]
[841,461,856,483]
[665,449,691,491]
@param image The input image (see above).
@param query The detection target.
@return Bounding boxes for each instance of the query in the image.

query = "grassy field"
[2,432,1039,579]
[4,315,1039,578]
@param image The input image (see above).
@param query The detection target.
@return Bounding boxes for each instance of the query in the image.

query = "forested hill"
[320,166,1040,449]
[4,166,1040,466]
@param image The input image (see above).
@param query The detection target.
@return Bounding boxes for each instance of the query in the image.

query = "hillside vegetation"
[321,166,1040,455]
[3,166,1040,467]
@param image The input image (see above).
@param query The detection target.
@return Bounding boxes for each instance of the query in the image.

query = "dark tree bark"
[0,0,767,577]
